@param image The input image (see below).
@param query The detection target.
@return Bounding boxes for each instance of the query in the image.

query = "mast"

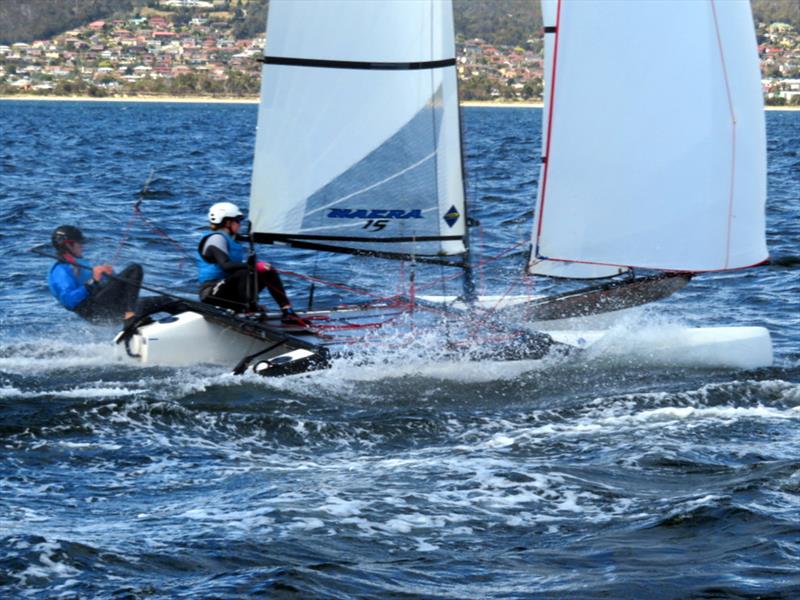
[453,22,478,305]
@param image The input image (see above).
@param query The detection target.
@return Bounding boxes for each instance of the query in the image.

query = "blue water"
[1,100,800,598]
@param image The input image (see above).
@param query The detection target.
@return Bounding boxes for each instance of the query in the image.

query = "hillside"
[1,0,798,47]
[753,0,800,29]
[0,0,149,45]
[454,0,542,47]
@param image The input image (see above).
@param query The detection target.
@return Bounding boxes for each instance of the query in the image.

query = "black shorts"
[75,264,143,324]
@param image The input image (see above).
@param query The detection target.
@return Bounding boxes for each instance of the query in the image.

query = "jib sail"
[528,0,767,276]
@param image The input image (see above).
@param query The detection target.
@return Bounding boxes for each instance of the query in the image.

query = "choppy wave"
[2,376,800,597]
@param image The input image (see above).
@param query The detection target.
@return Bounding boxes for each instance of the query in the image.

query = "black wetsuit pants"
[75,264,170,324]
[199,268,290,312]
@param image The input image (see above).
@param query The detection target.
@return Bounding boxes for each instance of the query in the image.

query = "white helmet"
[208,202,243,225]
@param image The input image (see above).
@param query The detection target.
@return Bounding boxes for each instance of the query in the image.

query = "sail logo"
[443,205,460,228]
[327,208,423,231]
[327,209,423,219]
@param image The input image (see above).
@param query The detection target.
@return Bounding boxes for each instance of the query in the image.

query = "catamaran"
[117,0,773,375]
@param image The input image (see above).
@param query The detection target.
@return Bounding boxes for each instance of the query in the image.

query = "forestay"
[528,0,768,275]
[250,0,466,259]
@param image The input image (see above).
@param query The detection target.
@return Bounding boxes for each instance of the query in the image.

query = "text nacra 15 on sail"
[117,0,773,376]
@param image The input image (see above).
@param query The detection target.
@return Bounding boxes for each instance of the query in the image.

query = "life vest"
[197,231,246,283]
[47,256,92,310]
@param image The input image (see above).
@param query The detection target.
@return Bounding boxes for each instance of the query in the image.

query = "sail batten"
[259,56,457,71]
[250,0,466,258]
[528,0,767,275]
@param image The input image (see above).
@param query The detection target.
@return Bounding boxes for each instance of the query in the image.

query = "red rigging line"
[489,277,524,314]
[315,321,390,332]
[275,267,404,301]
[274,238,531,309]
[111,211,141,267]
[407,238,530,295]
[709,0,738,271]
[113,203,189,272]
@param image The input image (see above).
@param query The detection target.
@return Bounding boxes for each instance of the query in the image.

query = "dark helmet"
[52,225,85,253]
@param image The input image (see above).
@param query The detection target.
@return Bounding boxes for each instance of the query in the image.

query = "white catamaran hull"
[119,310,773,372]
[116,309,328,376]
[122,311,269,367]
[547,327,772,370]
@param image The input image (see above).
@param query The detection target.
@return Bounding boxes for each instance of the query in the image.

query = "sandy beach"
[460,100,543,108]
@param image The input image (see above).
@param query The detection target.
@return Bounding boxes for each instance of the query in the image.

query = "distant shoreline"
[0,95,798,111]
[0,94,258,104]
[462,100,543,108]
[0,94,542,107]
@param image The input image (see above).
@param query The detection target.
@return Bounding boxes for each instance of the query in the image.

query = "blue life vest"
[48,258,92,310]
[197,231,246,283]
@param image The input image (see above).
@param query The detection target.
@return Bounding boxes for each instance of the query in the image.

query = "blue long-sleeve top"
[48,259,92,310]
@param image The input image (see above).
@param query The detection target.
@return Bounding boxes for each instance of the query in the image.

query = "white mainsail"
[249,0,466,258]
[528,0,768,275]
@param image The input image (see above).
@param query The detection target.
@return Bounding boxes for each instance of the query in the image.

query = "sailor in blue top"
[48,225,165,324]
[197,202,305,324]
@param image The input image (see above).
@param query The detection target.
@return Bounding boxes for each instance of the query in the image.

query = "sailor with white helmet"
[198,201,305,324]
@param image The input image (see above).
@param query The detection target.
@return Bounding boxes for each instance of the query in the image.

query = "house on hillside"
[149,17,169,29]
[11,79,32,90]
[172,65,192,77]
[44,65,71,78]
[778,78,800,102]
[163,0,214,7]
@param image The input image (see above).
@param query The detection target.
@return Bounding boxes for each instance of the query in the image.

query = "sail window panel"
[250,65,465,257]
[533,0,767,273]
[266,0,455,64]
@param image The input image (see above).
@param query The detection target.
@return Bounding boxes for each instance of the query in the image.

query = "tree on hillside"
[752,0,800,28]
[232,0,268,39]
[173,7,193,28]
[453,0,542,48]
[0,0,151,45]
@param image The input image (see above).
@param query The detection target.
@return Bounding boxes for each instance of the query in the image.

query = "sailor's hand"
[93,265,113,280]
[256,261,270,272]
